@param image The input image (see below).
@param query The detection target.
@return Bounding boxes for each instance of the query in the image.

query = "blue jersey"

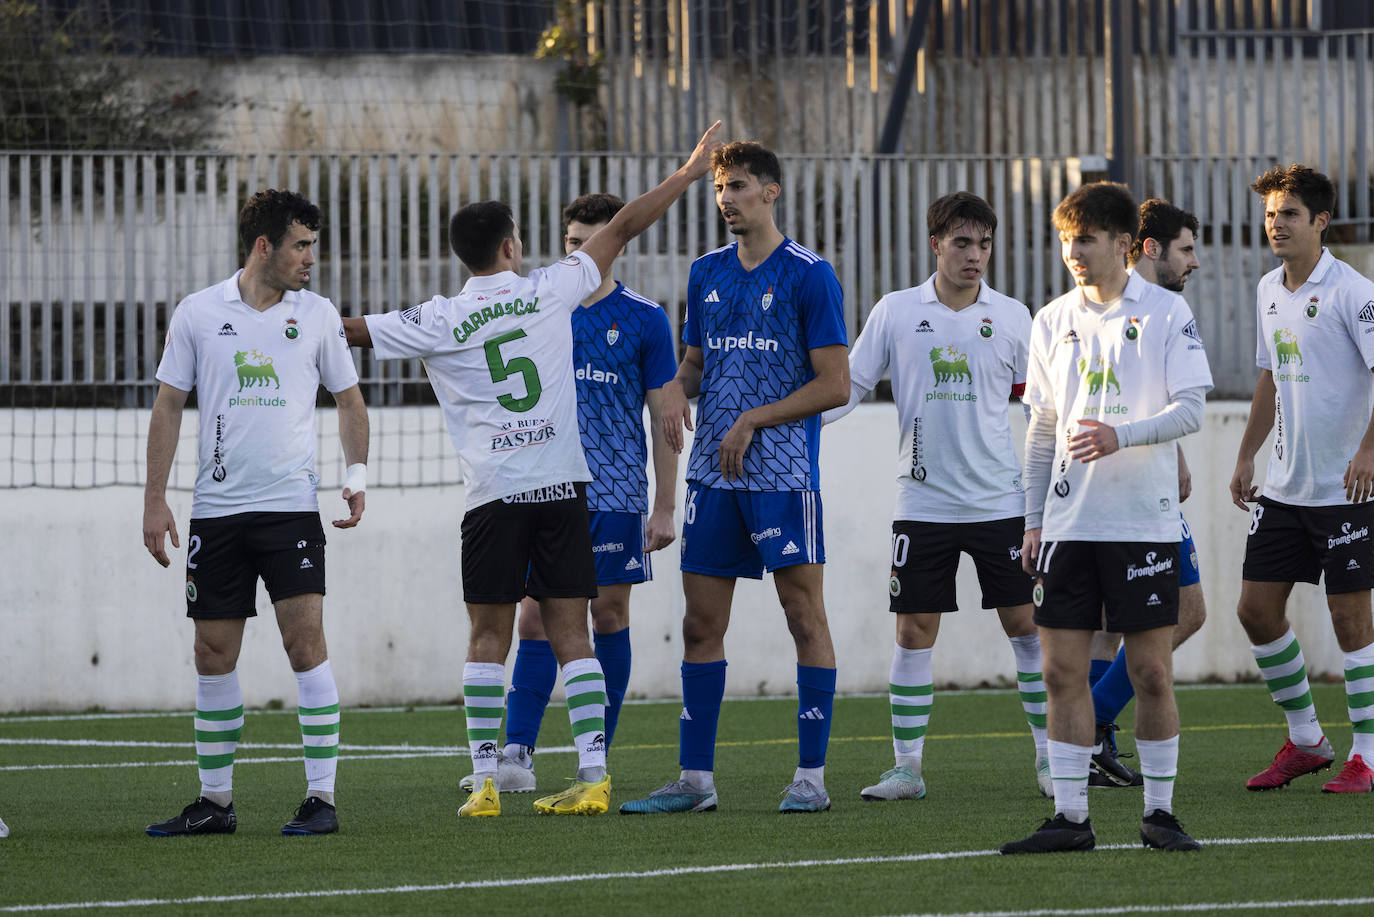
[572,282,677,513]
[683,238,847,491]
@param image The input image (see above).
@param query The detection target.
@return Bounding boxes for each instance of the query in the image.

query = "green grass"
[3,684,1374,915]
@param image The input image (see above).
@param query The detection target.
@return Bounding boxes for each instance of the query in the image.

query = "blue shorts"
[590,510,652,586]
[1179,514,1201,588]
[680,484,824,579]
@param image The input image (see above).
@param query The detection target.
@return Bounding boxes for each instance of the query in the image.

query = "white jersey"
[156,272,360,519]
[1024,271,1213,542]
[849,276,1031,522]
[365,249,600,511]
[1256,249,1374,506]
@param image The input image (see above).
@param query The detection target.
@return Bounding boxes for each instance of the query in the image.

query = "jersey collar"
[461,270,520,293]
[917,273,993,311]
[221,269,301,312]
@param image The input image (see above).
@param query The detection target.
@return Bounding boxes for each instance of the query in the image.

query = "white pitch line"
[0,744,577,773]
[3,833,1372,914]
[0,739,458,751]
[891,895,1374,917]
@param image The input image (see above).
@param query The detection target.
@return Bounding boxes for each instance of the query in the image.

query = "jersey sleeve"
[1021,311,1055,413]
[800,260,848,350]
[1164,298,1215,398]
[641,303,678,390]
[682,262,702,349]
[529,249,601,313]
[1342,279,1374,371]
[155,298,198,391]
[1010,305,1032,388]
[1255,282,1274,371]
[318,306,361,393]
[365,296,452,361]
[846,297,891,393]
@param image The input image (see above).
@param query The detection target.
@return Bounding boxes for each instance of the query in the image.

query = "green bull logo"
[929,346,971,385]
[1274,329,1303,365]
[1076,356,1120,395]
[234,350,280,390]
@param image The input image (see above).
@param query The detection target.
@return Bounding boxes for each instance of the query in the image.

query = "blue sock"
[679,660,727,771]
[593,627,632,748]
[796,664,837,768]
[1091,647,1135,725]
[1088,658,1113,688]
[505,639,557,750]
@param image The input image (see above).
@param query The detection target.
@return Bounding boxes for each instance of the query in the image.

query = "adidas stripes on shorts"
[679,483,824,579]
[589,510,652,586]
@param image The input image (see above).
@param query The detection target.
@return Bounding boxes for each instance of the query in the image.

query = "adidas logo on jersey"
[299,558,313,570]
[1146,593,1161,606]
[624,556,642,571]
[781,541,800,556]
[799,707,826,721]
[705,289,721,303]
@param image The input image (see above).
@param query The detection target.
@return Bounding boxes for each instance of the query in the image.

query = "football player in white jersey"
[1230,164,1374,795]
[1003,182,1212,855]
[144,190,370,837]
[822,192,1048,802]
[1087,199,1209,788]
[344,123,723,818]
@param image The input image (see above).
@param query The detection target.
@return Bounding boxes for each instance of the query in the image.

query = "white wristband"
[344,463,367,495]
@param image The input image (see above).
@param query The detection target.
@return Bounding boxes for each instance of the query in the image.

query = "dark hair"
[710,141,781,187]
[1129,198,1200,266]
[237,190,320,256]
[563,192,625,229]
[448,201,515,271]
[927,191,998,240]
[1052,181,1138,241]
[1251,163,1336,243]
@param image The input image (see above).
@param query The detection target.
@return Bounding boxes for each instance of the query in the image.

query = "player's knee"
[681,612,724,654]
[1127,658,1172,699]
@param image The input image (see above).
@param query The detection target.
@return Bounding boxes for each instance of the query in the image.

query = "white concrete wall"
[0,401,1350,712]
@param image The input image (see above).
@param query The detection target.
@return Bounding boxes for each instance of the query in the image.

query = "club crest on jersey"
[1305,296,1319,320]
[283,318,300,340]
[606,322,621,346]
[1124,316,1141,341]
[978,317,995,339]
[761,286,774,312]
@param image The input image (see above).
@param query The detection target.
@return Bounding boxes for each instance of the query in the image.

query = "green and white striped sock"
[1344,642,1374,760]
[889,644,933,768]
[296,659,340,799]
[1009,633,1049,754]
[463,662,506,778]
[195,671,243,804]
[1251,628,1323,747]
[563,657,608,778]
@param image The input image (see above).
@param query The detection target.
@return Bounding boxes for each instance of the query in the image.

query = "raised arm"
[579,122,724,279]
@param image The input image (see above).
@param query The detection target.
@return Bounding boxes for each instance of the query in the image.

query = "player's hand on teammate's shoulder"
[142,498,179,568]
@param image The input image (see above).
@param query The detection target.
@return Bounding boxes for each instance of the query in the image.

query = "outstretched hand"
[685,121,725,178]
[333,488,365,528]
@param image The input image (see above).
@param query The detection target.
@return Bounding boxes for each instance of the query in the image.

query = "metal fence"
[4,148,1281,406]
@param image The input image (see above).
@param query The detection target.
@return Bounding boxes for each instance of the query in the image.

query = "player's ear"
[1144,238,1159,260]
[929,235,941,256]
[763,182,780,204]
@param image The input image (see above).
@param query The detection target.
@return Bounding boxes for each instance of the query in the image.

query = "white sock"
[1008,633,1049,756]
[563,657,608,781]
[463,662,507,778]
[1137,735,1179,815]
[889,644,933,763]
[296,659,340,801]
[1344,642,1374,760]
[195,670,243,805]
[1251,628,1323,746]
[680,768,714,792]
[1047,739,1091,823]
[794,765,825,786]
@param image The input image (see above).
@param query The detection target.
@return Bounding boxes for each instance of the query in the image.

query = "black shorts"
[461,481,597,604]
[1033,540,1179,632]
[185,512,326,619]
[888,517,1034,614]
[1243,497,1374,593]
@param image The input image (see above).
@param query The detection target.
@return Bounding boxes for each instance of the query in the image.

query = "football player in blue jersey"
[620,141,851,815]
[459,193,680,794]
[1086,199,1208,788]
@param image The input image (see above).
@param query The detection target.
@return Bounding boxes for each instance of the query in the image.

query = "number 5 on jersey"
[485,329,542,412]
